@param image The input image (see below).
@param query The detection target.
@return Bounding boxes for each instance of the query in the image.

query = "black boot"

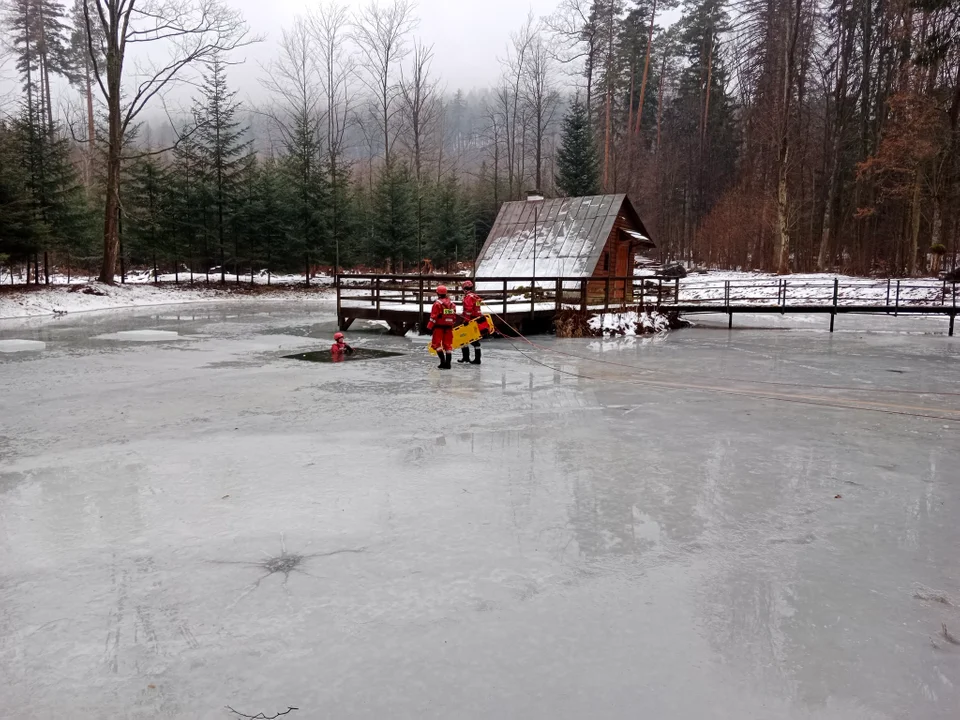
[469,347,482,365]
[442,351,453,369]
[437,351,446,369]
[457,347,471,364]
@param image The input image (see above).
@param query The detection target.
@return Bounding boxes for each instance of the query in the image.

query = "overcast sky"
[233,0,563,94]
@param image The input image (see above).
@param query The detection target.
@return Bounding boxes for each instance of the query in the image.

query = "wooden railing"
[335,273,959,334]
[336,273,669,318]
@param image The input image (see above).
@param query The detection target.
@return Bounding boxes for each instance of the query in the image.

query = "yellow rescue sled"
[427,315,495,355]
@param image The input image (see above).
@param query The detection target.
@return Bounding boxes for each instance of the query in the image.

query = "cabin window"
[603,253,609,271]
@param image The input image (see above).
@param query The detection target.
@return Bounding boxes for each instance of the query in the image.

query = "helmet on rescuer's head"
[334,332,344,341]
[436,285,447,296]
[462,280,474,291]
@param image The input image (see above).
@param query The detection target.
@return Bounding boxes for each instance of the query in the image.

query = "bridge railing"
[664,277,958,309]
[336,273,654,317]
[336,273,958,316]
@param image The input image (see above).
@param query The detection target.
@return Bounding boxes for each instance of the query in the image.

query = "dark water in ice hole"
[282,348,404,363]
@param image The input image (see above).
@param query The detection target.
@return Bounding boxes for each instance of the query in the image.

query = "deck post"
[336,273,342,329]
[580,279,587,313]
[530,276,535,319]
[419,276,424,332]
[604,277,610,314]
[830,278,838,332]
[725,280,732,328]
[555,277,562,312]
[503,279,508,317]
[886,278,891,311]
[950,313,955,337]
[674,277,680,304]
[781,279,787,314]
[657,279,662,306]
[895,280,900,317]
[376,277,381,314]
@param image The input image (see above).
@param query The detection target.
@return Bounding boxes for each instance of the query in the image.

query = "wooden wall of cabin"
[587,214,635,303]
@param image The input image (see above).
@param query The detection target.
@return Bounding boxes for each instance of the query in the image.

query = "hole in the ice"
[283,348,403,363]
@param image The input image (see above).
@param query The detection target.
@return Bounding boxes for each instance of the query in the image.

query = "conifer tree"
[427,175,473,269]
[195,55,253,283]
[371,162,417,270]
[556,99,601,197]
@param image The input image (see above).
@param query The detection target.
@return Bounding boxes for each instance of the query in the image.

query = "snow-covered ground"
[0,267,333,287]
[589,310,674,336]
[0,281,331,320]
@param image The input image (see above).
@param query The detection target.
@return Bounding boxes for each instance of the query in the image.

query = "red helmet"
[436,285,447,296]
[462,280,474,290]
[334,332,344,341]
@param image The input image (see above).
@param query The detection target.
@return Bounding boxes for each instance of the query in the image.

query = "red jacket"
[427,297,458,329]
[462,291,482,320]
[331,342,353,355]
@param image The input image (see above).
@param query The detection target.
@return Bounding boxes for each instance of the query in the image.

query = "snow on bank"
[589,310,675,336]
[0,268,333,287]
[0,282,331,320]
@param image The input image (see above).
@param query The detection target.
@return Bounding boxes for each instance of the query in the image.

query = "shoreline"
[0,281,333,321]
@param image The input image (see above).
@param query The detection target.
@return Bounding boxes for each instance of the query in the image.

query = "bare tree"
[543,0,599,122]
[500,12,535,197]
[310,1,355,271]
[81,0,256,283]
[352,0,417,167]
[310,1,354,167]
[399,40,440,182]
[259,17,322,149]
[522,29,560,193]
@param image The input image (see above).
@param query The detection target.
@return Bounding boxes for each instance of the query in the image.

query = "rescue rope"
[484,309,960,423]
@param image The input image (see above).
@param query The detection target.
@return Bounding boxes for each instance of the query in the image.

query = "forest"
[1,0,959,283]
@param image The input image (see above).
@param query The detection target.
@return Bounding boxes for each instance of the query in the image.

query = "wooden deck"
[336,274,653,335]
[336,274,959,336]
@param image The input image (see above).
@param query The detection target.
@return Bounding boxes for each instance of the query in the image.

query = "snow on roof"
[623,229,654,247]
[475,194,650,279]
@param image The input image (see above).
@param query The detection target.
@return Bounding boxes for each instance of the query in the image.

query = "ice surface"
[0,338,45,352]
[93,329,184,341]
[1,306,959,719]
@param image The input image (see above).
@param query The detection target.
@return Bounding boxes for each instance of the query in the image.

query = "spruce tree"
[127,155,170,275]
[280,110,328,276]
[371,163,417,271]
[427,176,473,269]
[555,99,601,197]
[0,120,35,267]
[4,0,73,134]
[170,129,208,280]
[195,55,253,282]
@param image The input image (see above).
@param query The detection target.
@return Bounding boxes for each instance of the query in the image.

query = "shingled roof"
[475,194,652,278]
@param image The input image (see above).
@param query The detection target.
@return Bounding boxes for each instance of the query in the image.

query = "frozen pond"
[1,304,959,719]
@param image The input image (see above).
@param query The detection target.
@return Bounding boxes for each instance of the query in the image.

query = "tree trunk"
[634,0,658,137]
[908,170,921,276]
[99,130,122,283]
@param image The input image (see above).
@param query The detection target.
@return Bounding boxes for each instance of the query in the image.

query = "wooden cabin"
[475,194,655,302]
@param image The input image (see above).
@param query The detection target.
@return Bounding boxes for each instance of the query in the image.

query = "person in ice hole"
[331,332,354,362]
